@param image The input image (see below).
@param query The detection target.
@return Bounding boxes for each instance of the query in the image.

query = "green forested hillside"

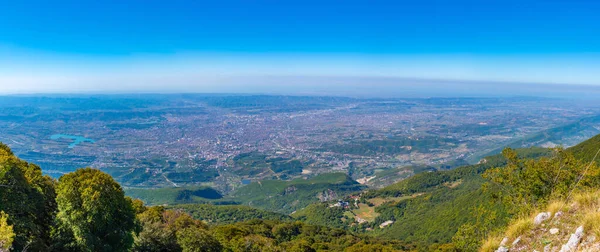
[230,173,366,214]
[368,135,600,251]
[368,148,551,247]
[169,204,292,225]
[568,133,600,163]
[290,147,553,250]
[125,186,230,205]
[374,147,551,197]
[125,172,366,214]
[291,203,350,230]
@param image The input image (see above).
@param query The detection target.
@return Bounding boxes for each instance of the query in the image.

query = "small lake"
[50,134,95,148]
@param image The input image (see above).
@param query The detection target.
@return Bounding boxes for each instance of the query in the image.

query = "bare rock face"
[534,212,552,225]
[512,236,522,246]
[493,237,510,252]
[317,189,337,202]
[495,246,509,252]
[559,226,584,252]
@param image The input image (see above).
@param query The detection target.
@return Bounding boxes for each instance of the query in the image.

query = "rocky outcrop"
[379,220,394,228]
[490,210,593,251]
[317,189,338,202]
[534,212,551,225]
[559,226,584,252]
[495,246,509,252]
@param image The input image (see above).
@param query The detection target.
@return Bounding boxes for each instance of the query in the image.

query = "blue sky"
[1,0,600,94]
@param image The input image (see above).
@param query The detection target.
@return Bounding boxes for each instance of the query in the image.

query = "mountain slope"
[469,115,600,163]
[568,133,600,163]
[125,186,229,205]
[368,148,551,248]
[288,147,552,250]
[483,190,600,252]
[230,173,366,214]
[169,204,293,225]
[478,134,600,251]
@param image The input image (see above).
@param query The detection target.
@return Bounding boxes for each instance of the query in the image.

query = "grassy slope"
[482,190,600,251]
[479,134,600,251]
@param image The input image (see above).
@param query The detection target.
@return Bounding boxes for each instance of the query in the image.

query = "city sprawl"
[2,95,600,192]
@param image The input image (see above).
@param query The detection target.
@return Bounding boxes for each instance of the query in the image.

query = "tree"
[54,168,137,252]
[176,227,222,252]
[451,223,479,252]
[272,222,301,243]
[284,238,316,252]
[0,212,14,252]
[134,207,182,252]
[133,207,210,252]
[0,144,56,251]
[0,143,12,156]
[228,234,277,252]
[134,219,179,252]
[345,242,397,252]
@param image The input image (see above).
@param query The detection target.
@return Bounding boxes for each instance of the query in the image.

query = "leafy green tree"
[0,144,56,251]
[284,238,316,252]
[272,222,301,243]
[133,207,209,252]
[176,227,222,252]
[212,225,249,249]
[131,198,147,214]
[0,143,12,156]
[451,223,479,252]
[345,242,397,252]
[449,202,504,252]
[133,207,181,252]
[0,211,14,252]
[229,234,277,252]
[54,168,137,252]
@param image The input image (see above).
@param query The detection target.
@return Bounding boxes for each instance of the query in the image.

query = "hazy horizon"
[2,1,600,95]
[3,77,600,100]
